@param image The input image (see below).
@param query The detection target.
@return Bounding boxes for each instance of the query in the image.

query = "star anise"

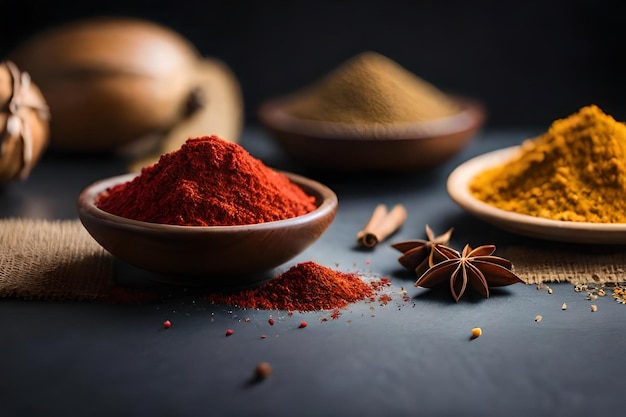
[415,244,524,302]
[391,225,455,276]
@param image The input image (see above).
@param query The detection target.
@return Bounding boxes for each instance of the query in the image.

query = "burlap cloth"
[1,218,625,302]
[0,218,157,302]
[498,246,626,285]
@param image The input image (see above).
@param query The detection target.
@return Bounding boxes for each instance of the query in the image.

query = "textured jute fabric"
[500,246,626,285]
[0,218,113,300]
[1,218,625,301]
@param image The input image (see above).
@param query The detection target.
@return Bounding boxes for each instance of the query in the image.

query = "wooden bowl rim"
[258,95,485,141]
[77,171,338,234]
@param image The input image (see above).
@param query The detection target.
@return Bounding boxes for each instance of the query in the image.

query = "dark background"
[1,0,623,128]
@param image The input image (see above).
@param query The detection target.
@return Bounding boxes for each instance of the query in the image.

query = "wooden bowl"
[77,172,338,288]
[258,96,485,172]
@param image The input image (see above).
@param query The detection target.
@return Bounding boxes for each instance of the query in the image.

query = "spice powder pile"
[96,135,316,226]
[282,51,461,125]
[205,261,390,312]
[470,105,626,223]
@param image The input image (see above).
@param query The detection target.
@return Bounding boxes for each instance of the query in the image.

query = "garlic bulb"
[0,61,50,183]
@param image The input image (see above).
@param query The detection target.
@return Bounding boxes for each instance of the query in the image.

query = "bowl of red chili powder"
[77,135,338,286]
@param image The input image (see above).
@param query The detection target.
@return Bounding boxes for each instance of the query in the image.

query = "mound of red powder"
[96,135,316,226]
[205,261,391,312]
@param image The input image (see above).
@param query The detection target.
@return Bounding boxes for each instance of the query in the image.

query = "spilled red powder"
[205,261,390,312]
[96,135,316,226]
[378,294,393,305]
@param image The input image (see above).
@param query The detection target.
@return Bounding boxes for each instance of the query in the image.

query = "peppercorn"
[254,362,272,380]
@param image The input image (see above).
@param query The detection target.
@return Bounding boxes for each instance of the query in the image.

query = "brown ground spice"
[282,51,461,124]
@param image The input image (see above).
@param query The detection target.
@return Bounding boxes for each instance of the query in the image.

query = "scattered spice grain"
[534,315,543,322]
[298,321,308,329]
[470,105,626,223]
[561,303,568,310]
[378,293,392,305]
[96,135,316,226]
[591,304,598,312]
[163,320,171,329]
[614,286,626,304]
[225,329,234,337]
[254,362,272,380]
[470,327,482,339]
[268,317,275,326]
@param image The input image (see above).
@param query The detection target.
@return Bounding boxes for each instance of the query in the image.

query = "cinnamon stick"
[357,204,407,248]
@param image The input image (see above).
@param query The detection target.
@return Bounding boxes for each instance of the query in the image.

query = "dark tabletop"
[1,127,624,417]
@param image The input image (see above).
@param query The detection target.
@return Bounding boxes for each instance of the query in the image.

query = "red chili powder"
[95,135,316,226]
[205,261,390,312]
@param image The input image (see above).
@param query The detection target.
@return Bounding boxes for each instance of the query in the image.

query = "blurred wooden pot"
[9,17,242,157]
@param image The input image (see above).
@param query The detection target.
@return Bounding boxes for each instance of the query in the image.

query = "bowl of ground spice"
[448,104,626,244]
[77,135,338,286]
[258,51,484,172]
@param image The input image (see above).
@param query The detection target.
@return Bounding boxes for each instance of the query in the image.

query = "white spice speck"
[534,315,543,322]
[561,303,567,310]
[591,304,598,312]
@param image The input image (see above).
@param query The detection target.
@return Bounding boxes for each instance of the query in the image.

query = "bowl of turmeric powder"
[77,135,338,286]
[258,51,485,172]
[447,105,626,244]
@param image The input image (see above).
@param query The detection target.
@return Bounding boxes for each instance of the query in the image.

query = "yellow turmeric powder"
[469,105,626,223]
